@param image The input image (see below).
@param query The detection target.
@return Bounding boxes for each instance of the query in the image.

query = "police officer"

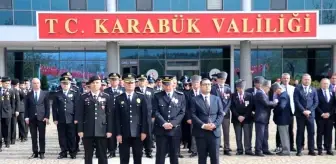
[210,72,232,155]
[153,75,186,164]
[10,79,20,145]
[52,77,79,159]
[154,78,163,93]
[57,72,80,92]
[115,73,149,164]
[135,74,155,158]
[76,75,113,164]
[1,77,17,147]
[103,73,125,158]
[18,80,29,142]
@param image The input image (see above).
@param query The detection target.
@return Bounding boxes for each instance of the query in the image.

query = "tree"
[40,75,49,90]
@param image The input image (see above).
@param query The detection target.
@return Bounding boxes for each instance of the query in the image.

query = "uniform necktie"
[167,93,171,99]
[205,96,210,109]
[93,95,97,100]
[141,88,144,93]
[128,94,131,103]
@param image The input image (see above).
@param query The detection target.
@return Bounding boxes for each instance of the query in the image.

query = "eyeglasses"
[201,83,212,86]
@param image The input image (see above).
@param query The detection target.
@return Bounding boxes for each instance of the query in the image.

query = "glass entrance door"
[165,60,200,80]
[166,69,199,80]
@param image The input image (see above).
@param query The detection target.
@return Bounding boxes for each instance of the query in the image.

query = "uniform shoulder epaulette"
[175,90,184,95]
[69,88,77,92]
[136,91,144,95]
[82,92,89,96]
[101,92,109,96]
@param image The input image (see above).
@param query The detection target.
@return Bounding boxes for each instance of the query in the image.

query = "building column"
[0,48,5,76]
[240,0,252,88]
[333,45,336,73]
[230,45,235,91]
[107,42,120,73]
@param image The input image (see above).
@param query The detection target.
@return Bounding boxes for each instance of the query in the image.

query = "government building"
[0,0,335,89]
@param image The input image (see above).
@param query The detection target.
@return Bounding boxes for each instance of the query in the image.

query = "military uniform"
[76,76,113,164]
[10,80,20,144]
[153,76,186,164]
[115,73,149,164]
[18,85,29,141]
[52,77,79,159]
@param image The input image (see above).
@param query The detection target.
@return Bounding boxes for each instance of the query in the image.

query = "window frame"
[206,0,223,10]
[0,0,12,9]
[270,0,287,10]
[136,0,153,11]
[69,0,87,10]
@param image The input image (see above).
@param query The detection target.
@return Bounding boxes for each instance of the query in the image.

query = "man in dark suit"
[1,77,17,147]
[76,76,113,164]
[115,73,149,164]
[210,72,231,155]
[24,78,50,159]
[103,73,124,158]
[329,73,336,150]
[52,77,79,159]
[231,79,254,156]
[254,80,277,157]
[10,79,20,145]
[18,80,28,142]
[272,83,291,156]
[294,73,318,156]
[135,74,154,158]
[153,75,186,164]
[191,78,224,164]
[316,78,334,155]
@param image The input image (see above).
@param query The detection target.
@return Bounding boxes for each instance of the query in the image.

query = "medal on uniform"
[146,91,151,96]
[68,94,73,98]
[136,98,141,103]
[121,101,124,104]
[245,101,249,107]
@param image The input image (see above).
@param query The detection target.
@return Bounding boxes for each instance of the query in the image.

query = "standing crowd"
[1,71,336,164]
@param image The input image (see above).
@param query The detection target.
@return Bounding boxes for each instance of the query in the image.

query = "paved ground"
[1,116,336,164]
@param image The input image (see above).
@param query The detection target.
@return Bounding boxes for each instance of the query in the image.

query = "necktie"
[324,90,329,102]
[128,94,131,103]
[167,93,171,99]
[93,95,97,100]
[240,94,244,104]
[34,92,38,102]
[112,89,115,93]
[63,91,67,96]
[205,96,210,109]
[141,88,144,93]
[285,85,288,92]
[304,87,308,95]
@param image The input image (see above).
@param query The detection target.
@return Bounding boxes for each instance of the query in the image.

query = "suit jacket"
[135,87,154,118]
[115,92,148,137]
[316,88,335,120]
[230,92,253,124]
[245,87,260,121]
[52,89,80,124]
[273,91,291,125]
[281,84,295,115]
[153,90,186,136]
[254,90,277,124]
[184,89,200,121]
[1,88,17,118]
[24,90,50,121]
[12,88,20,114]
[76,92,113,137]
[191,95,224,138]
[294,85,319,118]
[18,88,28,113]
[210,84,231,119]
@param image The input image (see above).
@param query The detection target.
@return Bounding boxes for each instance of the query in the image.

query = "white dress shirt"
[281,84,295,114]
[125,92,134,100]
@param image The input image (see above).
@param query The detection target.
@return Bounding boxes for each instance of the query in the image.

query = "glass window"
[0,0,12,9]
[139,60,165,75]
[255,49,282,80]
[138,47,165,59]
[201,59,228,74]
[288,0,304,9]
[117,0,136,11]
[32,11,36,25]
[153,0,170,10]
[32,0,50,10]
[23,61,40,79]
[190,0,206,10]
[283,49,307,58]
[51,0,69,10]
[323,0,336,9]
[136,0,152,11]
[14,0,31,10]
[6,59,15,78]
[166,47,199,59]
[60,60,85,77]
[60,51,85,60]
[86,51,107,60]
[0,10,13,25]
[253,0,270,10]
[283,58,307,79]
[14,11,32,25]
[87,0,105,10]
[224,0,241,11]
[70,0,87,10]
[322,10,336,24]
[120,48,139,59]
[199,47,224,59]
[305,0,320,9]
[270,0,287,10]
[171,0,188,11]
[85,61,107,76]
[234,49,259,80]
[38,52,60,60]
[207,0,222,10]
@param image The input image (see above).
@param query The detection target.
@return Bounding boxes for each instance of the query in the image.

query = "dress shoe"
[0,148,2,152]
[70,155,76,159]
[188,150,192,153]
[10,140,15,145]
[245,151,255,156]
[308,151,317,156]
[178,154,184,158]
[296,152,303,156]
[228,148,232,152]
[220,145,223,148]
[40,153,45,159]
[5,144,9,148]
[190,152,197,157]
[224,151,231,156]
[145,153,153,158]
[290,148,296,152]
[318,151,323,155]
[274,147,281,152]
[29,153,39,159]
[236,152,244,155]
[326,151,334,156]
[57,155,67,159]
[255,152,265,157]
[276,152,290,156]
[108,152,116,158]
[263,151,275,155]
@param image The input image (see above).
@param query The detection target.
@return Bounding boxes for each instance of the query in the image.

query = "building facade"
[1,0,336,89]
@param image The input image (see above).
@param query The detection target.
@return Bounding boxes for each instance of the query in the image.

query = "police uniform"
[135,74,155,158]
[76,76,113,164]
[1,77,17,147]
[52,77,79,159]
[103,73,125,158]
[115,73,149,164]
[153,75,186,164]
[18,80,29,142]
[57,72,80,92]
[10,79,20,144]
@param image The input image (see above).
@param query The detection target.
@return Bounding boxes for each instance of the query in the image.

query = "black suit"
[1,88,16,146]
[153,91,185,164]
[191,95,224,164]
[115,92,148,164]
[316,89,334,152]
[17,88,28,140]
[76,92,113,164]
[10,88,20,143]
[52,89,79,156]
[230,92,253,153]
[24,90,50,154]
